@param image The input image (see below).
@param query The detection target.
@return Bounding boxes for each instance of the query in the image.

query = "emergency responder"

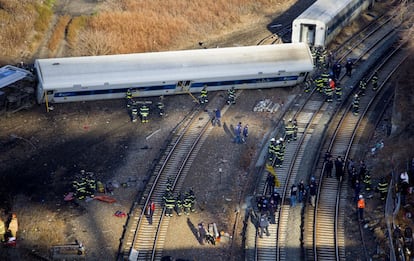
[274,140,282,167]
[227,87,236,104]
[126,89,132,99]
[377,177,388,201]
[372,71,379,91]
[320,71,330,90]
[335,81,342,101]
[345,58,353,76]
[140,104,150,123]
[352,94,360,116]
[363,170,372,191]
[292,119,298,140]
[163,191,176,217]
[304,80,312,93]
[314,75,324,93]
[186,189,196,213]
[200,87,208,104]
[357,195,365,221]
[318,48,327,68]
[333,62,342,79]
[126,89,133,109]
[268,138,277,161]
[156,100,164,117]
[8,213,18,238]
[308,176,317,207]
[183,192,192,215]
[325,78,334,102]
[131,106,138,122]
[175,192,184,216]
[359,79,367,96]
[285,120,295,142]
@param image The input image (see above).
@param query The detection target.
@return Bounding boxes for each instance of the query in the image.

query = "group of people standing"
[290,177,318,208]
[162,183,196,218]
[233,122,249,144]
[0,213,18,246]
[126,89,165,123]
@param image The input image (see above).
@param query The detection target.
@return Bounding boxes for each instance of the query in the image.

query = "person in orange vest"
[146,200,155,225]
[357,195,365,221]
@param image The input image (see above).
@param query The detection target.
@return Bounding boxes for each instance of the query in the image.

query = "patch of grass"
[47,15,71,56]
[66,16,88,50]
[34,2,53,33]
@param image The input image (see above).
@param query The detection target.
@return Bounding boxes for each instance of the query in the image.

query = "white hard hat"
[359,195,363,199]
[276,140,280,144]
[270,138,275,142]
[279,138,284,142]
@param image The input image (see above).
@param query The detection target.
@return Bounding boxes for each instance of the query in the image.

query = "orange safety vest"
[357,199,365,209]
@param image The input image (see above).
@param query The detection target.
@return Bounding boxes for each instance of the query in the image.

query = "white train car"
[291,0,372,47]
[34,43,314,104]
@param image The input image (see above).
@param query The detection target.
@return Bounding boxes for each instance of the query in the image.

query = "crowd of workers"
[126,89,164,123]
[307,46,379,116]
[160,178,197,218]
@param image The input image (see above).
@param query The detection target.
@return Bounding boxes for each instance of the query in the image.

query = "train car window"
[46,90,54,95]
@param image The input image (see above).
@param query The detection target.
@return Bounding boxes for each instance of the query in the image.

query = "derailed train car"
[34,43,314,104]
[291,0,373,47]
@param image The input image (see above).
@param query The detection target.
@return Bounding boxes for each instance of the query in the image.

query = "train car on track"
[34,43,314,104]
[291,0,373,47]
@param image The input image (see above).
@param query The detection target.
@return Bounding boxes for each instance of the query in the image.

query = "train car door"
[301,24,315,46]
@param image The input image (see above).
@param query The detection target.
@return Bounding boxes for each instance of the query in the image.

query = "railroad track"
[117,91,236,260]
[117,104,213,260]
[246,4,404,261]
[306,39,409,261]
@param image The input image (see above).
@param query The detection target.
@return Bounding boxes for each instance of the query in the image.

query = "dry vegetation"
[0,0,53,63]
[0,0,280,62]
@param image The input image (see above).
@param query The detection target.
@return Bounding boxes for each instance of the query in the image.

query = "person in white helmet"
[357,194,365,221]
[352,94,360,115]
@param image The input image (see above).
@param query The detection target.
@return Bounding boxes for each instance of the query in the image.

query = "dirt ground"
[0,0,412,261]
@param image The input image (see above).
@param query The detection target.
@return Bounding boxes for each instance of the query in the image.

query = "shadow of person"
[186,217,199,241]
[223,122,235,139]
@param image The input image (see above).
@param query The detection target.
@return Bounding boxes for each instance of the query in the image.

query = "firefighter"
[352,94,360,116]
[156,101,164,117]
[292,119,298,140]
[126,89,133,109]
[377,177,388,200]
[275,140,283,167]
[320,71,330,90]
[325,78,334,102]
[200,87,208,104]
[285,120,295,142]
[372,71,379,91]
[363,170,372,191]
[175,192,184,216]
[304,80,312,93]
[268,138,277,162]
[314,75,324,93]
[359,79,367,96]
[140,104,150,123]
[186,189,196,213]
[227,87,236,104]
[131,106,138,122]
[183,192,192,215]
[126,89,132,99]
[335,82,342,101]
[163,191,176,217]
